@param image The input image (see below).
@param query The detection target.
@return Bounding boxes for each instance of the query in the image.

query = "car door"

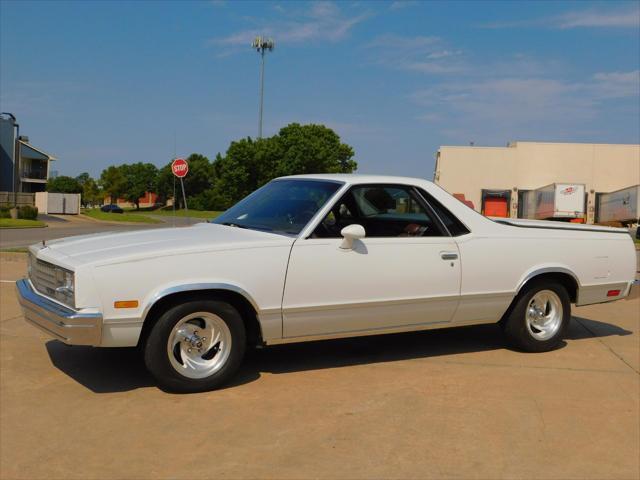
[282,184,461,339]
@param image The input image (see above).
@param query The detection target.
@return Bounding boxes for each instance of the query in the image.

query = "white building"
[434,141,640,224]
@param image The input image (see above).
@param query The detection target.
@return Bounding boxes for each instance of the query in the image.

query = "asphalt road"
[1,253,638,479]
[0,214,207,249]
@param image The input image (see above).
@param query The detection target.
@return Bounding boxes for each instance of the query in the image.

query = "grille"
[30,257,59,297]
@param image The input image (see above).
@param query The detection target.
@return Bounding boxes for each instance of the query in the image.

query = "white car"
[17,175,636,392]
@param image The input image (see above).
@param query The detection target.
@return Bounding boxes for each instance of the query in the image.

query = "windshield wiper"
[221,222,249,229]
[245,224,273,232]
[220,222,274,232]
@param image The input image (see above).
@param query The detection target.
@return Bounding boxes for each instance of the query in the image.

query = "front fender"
[140,281,261,322]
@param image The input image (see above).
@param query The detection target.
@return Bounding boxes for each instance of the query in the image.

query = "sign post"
[171,158,189,215]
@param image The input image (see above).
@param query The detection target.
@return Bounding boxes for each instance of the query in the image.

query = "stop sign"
[171,158,189,178]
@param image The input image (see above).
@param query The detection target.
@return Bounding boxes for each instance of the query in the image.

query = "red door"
[484,197,508,217]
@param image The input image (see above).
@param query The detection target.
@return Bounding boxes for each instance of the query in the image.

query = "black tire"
[144,299,246,393]
[502,280,570,352]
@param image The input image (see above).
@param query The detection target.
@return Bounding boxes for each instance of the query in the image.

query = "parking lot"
[1,252,638,479]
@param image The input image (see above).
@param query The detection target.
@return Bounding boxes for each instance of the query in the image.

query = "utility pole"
[251,36,275,138]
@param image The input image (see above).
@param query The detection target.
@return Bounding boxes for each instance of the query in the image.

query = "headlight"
[28,254,76,307]
[54,268,75,304]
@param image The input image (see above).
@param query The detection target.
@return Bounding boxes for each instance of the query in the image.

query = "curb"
[79,214,162,226]
[0,225,47,230]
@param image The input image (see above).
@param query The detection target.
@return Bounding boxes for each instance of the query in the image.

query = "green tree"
[121,162,158,209]
[46,176,83,194]
[75,172,91,185]
[157,154,215,209]
[75,172,101,207]
[212,123,356,208]
[99,165,126,205]
[274,123,357,176]
[83,178,101,207]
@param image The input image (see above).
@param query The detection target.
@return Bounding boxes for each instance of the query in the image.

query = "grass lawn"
[82,209,162,224]
[0,218,46,229]
[138,209,222,219]
[0,247,29,253]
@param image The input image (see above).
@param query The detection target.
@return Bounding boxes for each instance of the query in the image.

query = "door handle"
[440,252,458,260]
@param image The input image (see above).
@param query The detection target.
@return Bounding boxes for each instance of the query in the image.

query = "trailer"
[595,185,639,225]
[520,183,586,221]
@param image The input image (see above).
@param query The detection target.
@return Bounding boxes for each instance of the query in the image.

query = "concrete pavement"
[0,253,638,479]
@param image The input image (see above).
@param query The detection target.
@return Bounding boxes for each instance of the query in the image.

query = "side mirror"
[340,224,366,250]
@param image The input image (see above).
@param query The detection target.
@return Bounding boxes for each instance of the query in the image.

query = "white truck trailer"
[596,185,640,225]
[520,183,586,221]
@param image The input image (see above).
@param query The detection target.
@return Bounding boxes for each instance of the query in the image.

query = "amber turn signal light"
[114,300,139,309]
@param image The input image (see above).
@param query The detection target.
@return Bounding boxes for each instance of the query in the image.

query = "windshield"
[213,179,342,235]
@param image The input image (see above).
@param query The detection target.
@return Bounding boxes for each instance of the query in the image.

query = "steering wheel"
[402,223,428,237]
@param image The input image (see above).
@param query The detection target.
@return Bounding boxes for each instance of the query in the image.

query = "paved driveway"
[0,253,638,479]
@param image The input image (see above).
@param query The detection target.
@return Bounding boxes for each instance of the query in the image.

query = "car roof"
[277,173,433,186]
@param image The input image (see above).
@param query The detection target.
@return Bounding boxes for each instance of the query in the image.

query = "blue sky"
[1,0,638,179]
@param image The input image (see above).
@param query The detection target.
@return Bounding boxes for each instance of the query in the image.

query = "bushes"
[0,205,39,219]
[188,189,231,211]
[17,205,38,220]
[0,205,37,219]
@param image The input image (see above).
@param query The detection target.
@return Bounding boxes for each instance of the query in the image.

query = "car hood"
[34,223,295,268]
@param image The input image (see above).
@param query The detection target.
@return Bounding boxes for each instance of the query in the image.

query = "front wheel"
[502,281,570,352]
[144,299,246,393]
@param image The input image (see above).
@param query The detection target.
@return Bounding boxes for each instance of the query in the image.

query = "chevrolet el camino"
[17,175,636,392]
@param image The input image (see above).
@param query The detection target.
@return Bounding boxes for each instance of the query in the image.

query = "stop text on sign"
[171,158,189,178]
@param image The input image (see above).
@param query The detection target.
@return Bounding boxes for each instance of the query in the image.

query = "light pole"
[251,36,274,138]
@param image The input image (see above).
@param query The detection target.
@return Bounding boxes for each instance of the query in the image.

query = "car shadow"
[39,214,68,223]
[44,341,260,394]
[568,316,633,340]
[45,315,632,394]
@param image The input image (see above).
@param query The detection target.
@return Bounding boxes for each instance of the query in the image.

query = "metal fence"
[0,192,36,207]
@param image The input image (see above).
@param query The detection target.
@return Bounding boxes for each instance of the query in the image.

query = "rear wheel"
[502,281,570,352]
[144,299,246,393]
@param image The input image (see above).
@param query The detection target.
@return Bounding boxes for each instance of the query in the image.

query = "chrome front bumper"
[16,278,102,346]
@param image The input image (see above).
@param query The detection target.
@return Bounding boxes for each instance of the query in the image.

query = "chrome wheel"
[167,311,232,379]
[525,290,563,341]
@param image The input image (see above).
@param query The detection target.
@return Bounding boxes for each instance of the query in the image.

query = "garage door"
[484,197,508,217]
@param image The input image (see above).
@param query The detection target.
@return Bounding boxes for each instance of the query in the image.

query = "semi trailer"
[520,183,586,221]
[596,185,639,225]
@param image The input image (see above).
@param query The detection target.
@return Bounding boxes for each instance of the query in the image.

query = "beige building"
[434,141,640,224]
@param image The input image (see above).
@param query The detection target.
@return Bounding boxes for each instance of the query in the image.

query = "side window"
[417,188,470,236]
[313,185,447,238]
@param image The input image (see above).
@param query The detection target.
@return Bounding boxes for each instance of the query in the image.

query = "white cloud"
[366,34,441,49]
[405,62,464,74]
[426,50,460,59]
[555,7,640,28]
[482,5,640,29]
[364,34,465,75]
[389,1,419,11]
[591,70,640,98]
[410,70,640,143]
[211,2,370,52]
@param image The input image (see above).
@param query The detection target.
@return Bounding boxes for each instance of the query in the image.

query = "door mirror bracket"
[340,224,366,250]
